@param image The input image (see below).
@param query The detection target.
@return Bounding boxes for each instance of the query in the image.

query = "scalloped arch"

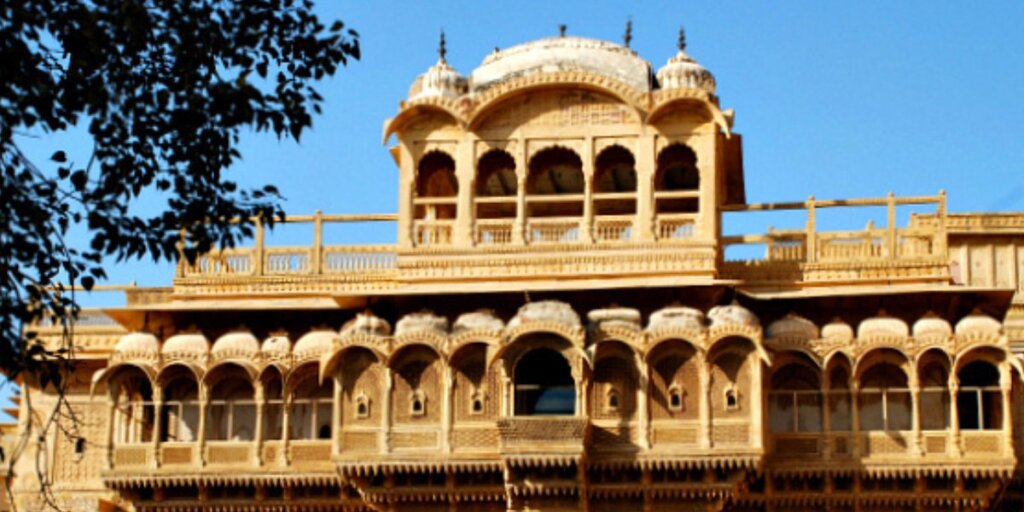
[318,343,386,385]
[383,99,466,144]
[648,93,731,137]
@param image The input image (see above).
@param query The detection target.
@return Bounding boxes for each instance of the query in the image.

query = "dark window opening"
[655,144,700,214]
[958,361,1002,431]
[318,424,331,440]
[514,349,575,416]
[74,437,86,456]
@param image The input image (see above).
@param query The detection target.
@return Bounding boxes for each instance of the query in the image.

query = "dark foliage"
[0,0,358,390]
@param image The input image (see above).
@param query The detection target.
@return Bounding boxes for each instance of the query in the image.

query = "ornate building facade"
[9,30,1024,512]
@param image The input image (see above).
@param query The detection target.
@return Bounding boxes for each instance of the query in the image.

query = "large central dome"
[468,36,653,94]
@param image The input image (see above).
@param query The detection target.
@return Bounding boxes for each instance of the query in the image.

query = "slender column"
[699,359,711,448]
[638,360,651,450]
[381,369,393,453]
[513,138,527,245]
[886,192,897,258]
[253,382,264,465]
[751,354,764,450]
[850,382,861,458]
[949,377,961,456]
[397,140,416,249]
[254,217,265,276]
[197,385,208,466]
[454,135,475,246]
[910,380,922,455]
[634,134,656,241]
[104,396,117,470]
[312,210,324,273]
[151,387,163,468]
[282,392,292,464]
[821,375,832,460]
[441,363,453,453]
[581,136,595,242]
[806,196,817,262]
[1001,366,1013,456]
[331,375,342,457]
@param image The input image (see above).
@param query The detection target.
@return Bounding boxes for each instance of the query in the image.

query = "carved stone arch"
[448,338,498,367]
[450,341,495,421]
[156,361,204,390]
[644,333,704,363]
[493,331,591,377]
[768,346,823,369]
[466,72,647,131]
[648,95,731,137]
[914,346,954,371]
[503,322,585,352]
[91,362,157,398]
[953,345,1014,376]
[707,329,770,366]
[646,338,703,420]
[319,342,387,384]
[203,359,259,388]
[390,343,443,424]
[586,332,645,361]
[389,336,447,365]
[384,100,466,143]
[590,340,640,420]
[853,347,913,388]
[336,346,385,428]
[503,333,584,416]
[707,336,758,418]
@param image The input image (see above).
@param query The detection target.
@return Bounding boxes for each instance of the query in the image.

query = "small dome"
[211,330,259,361]
[821,319,854,341]
[341,311,391,337]
[162,333,209,361]
[452,310,504,334]
[655,28,716,94]
[470,36,652,94]
[408,32,467,100]
[113,332,160,361]
[647,306,705,332]
[261,334,291,357]
[767,314,819,341]
[912,313,952,339]
[857,314,909,339]
[293,330,337,361]
[955,312,1002,336]
[708,303,759,328]
[395,311,449,337]
[508,301,581,330]
[588,307,641,329]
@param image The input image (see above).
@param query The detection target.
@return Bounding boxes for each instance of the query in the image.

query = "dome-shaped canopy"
[857,314,909,339]
[261,334,291,358]
[211,330,260,361]
[470,36,652,94]
[452,310,504,334]
[767,314,819,341]
[395,311,449,337]
[508,300,581,330]
[821,319,854,341]
[113,332,160,361]
[341,311,392,337]
[647,306,705,332]
[293,330,337,361]
[656,28,715,94]
[162,332,209,360]
[708,303,759,328]
[409,61,467,100]
[912,313,953,339]
[955,312,1002,336]
[588,307,641,329]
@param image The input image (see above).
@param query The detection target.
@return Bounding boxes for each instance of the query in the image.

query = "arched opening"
[591,343,638,420]
[593,145,637,241]
[413,150,458,246]
[110,367,155,444]
[769,360,822,433]
[526,147,583,243]
[648,339,700,420]
[452,343,491,421]
[159,367,200,442]
[858,357,911,432]
[958,360,1002,431]
[918,351,951,431]
[261,367,285,441]
[206,366,256,441]
[708,339,754,420]
[391,345,441,424]
[475,149,517,245]
[826,357,853,432]
[289,365,333,440]
[654,144,700,239]
[339,347,382,429]
[514,348,575,416]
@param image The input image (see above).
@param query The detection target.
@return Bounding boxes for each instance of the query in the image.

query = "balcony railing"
[526,217,581,244]
[497,417,589,454]
[476,218,515,245]
[656,213,697,240]
[593,215,634,242]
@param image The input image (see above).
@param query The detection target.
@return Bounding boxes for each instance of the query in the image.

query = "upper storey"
[170,31,953,298]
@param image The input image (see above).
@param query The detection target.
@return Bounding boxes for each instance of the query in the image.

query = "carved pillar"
[638,359,651,450]
[282,392,292,464]
[821,374,832,460]
[1001,365,1013,456]
[253,382,265,465]
[581,136,595,242]
[454,135,475,246]
[151,386,163,468]
[331,375,342,458]
[513,137,527,245]
[949,377,961,456]
[312,210,323,273]
[850,382,861,458]
[197,385,209,466]
[751,352,764,450]
[382,369,393,453]
[442,363,453,453]
[910,379,923,455]
[635,134,656,241]
[699,358,711,448]
[104,394,116,470]
[397,140,416,249]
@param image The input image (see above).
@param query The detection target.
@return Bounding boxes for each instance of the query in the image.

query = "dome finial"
[624,18,633,48]
[559,24,567,37]
[438,29,447,62]
[677,26,687,52]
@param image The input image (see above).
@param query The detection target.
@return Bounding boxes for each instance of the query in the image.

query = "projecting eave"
[739,284,1015,301]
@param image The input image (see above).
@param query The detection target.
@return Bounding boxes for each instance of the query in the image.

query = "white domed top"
[113,332,160,361]
[912,313,953,339]
[452,310,505,334]
[508,300,581,330]
[409,58,468,101]
[341,311,392,337]
[470,36,652,94]
[395,311,449,337]
[857,314,909,339]
[767,314,819,341]
[708,303,760,328]
[261,334,291,358]
[955,312,1002,336]
[293,330,337,361]
[211,330,259,361]
[588,307,642,329]
[162,333,209,361]
[647,306,705,332]
[821,319,854,341]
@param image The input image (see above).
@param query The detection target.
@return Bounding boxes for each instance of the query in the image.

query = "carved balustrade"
[497,417,589,455]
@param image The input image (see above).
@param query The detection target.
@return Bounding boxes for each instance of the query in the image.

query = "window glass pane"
[232,403,256,441]
[957,390,980,430]
[797,393,823,432]
[207,403,228,440]
[829,391,852,431]
[887,391,912,431]
[263,402,283,440]
[316,402,333,439]
[983,390,1003,430]
[920,389,949,430]
[859,391,884,431]
[291,401,314,439]
[769,393,794,433]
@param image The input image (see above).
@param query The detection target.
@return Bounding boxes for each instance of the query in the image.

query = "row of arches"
[414,143,700,244]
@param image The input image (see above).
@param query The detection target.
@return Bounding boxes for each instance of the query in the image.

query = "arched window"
[453,343,490,421]
[958,361,1002,431]
[769,362,822,433]
[475,150,518,245]
[414,151,457,246]
[649,339,699,419]
[526,148,584,243]
[477,150,517,198]
[392,346,441,424]
[654,144,700,225]
[290,368,333,440]
[827,362,852,432]
[206,367,255,441]
[918,353,950,431]
[858,361,911,432]
[160,368,200,442]
[111,368,154,444]
[514,348,575,416]
[261,368,284,441]
[592,349,638,420]
[417,151,458,199]
[593,145,637,241]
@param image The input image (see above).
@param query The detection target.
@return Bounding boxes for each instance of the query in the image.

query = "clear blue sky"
[5,2,1024,414]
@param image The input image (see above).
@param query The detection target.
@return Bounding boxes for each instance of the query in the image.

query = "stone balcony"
[497,417,590,457]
